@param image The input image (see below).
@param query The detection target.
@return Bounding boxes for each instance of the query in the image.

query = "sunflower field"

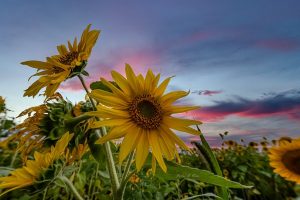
[0,25,299,200]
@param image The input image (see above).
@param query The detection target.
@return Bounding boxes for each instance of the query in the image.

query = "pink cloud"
[183,94,300,122]
[60,47,163,91]
[256,39,299,51]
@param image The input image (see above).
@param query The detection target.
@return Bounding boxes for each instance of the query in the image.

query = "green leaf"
[0,167,13,176]
[90,81,120,92]
[198,126,229,199]
[88,130,107,168]
[182,193,223,200]
[90,81,112,92]
[155,162,252,189]
[237,165,248,172]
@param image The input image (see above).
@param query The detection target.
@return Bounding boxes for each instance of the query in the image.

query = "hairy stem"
[58,175,84,200]
[78,75,120,199]
[117,152,135,198]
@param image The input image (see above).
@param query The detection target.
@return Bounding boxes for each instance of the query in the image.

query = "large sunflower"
[87,64,201,172]
[0,132,73,196]
[269,138,300,184]
[22,24,100,97]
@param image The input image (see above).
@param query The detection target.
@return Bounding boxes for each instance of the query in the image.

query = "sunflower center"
[128,95,162,129]
[59,51,79,65]
[282,149,300,175]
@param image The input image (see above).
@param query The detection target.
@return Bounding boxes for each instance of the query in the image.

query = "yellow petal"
[161,125,189,151]
[100,78,130,101]
[148,131,167,172]
[154,76,173,97]
[119,127,141,163]
[57,45,68,55]
[91,118,130,128]
[111,70,132,95]
[164,105,200,114]
[21,60,53,70]
[95,123,134,144]
[125,64,139,92]
[89,89,128,108]
[160,91,189,105]
[135,130,150,171]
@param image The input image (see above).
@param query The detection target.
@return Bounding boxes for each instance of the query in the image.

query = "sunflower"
[236,145,244,152]
[248,141,258,148]
[22,24,100,97]
[278,136,292,146]
[269,138,300,184]
[7,94,62,161]
[0,132,73,196]
[223,169,229,177]
[217,155,224,162]
[224,140,236,147]
[260,141,269,147]
[87,64,201,172]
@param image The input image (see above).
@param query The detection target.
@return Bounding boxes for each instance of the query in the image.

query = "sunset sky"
[1,1,300,146]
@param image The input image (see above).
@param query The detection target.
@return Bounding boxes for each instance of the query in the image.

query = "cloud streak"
[192,90,222,96]
[187,90,300,122]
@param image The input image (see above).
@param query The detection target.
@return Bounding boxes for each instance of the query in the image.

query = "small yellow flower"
[0,132,73,196]
[87,64,201,172]
[129,174,140,184]
[22,25,100,97]
[217,155,224,162]
[66,143,88,164]
[223,169,229,177]
[73,103,84,117]
[268,138,300,184]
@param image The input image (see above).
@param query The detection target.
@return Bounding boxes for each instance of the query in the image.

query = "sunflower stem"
[120,151,134,184]
[117,151,135,198]
[9,150,18,168]
[58,175,84,200]
[64,114,91,127]
[78,75,120,199]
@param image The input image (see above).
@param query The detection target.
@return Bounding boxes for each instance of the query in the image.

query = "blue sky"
[1,0,300,146]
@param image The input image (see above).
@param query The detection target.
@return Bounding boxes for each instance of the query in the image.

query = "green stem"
[78,75,120,199]
[117,152,134,198]
[120,152,134,184]
[42,187,48,200]
[65,115,91,127]
[9,150,18,168]
[58,175,84,200]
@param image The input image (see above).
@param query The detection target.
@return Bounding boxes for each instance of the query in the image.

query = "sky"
[1,0,300,146]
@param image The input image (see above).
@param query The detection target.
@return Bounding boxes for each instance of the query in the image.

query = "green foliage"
[0,98,298,199]
[90,81,120,92]
[191,133,297,200]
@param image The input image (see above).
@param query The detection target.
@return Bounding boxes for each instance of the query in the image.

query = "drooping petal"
[148,131,167,172]
[135,130,150,171]
[119,127,141,163]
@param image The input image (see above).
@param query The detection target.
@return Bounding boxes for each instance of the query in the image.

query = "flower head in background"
[87,64,201,172]
[0,132,73,197]
[0,96,5,113]
[22,24,100,97]
[269,138,300,184]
